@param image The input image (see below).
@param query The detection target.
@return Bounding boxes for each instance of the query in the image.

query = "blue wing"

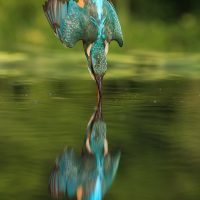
[104,0,123,47]
[43,0,84,48]
[49,148,81,198]
[103,151,121,195]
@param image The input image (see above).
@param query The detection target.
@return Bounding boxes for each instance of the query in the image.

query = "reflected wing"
[49,148,81,198]
[104,1,123,47]
[43,0,84,48]
[103,151,121,195]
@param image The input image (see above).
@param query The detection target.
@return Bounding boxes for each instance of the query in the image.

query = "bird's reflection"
[49,95,121,200]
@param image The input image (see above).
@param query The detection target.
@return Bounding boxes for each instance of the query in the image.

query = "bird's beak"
[95,75,102,90]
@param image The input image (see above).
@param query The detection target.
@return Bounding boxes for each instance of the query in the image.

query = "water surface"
[0,51,200,200]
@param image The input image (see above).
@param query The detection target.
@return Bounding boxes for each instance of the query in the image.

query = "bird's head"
[86,39,109,77]
[85,17,109,77]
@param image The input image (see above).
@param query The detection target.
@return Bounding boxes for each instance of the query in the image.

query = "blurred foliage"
[118,0,200,22]
[0,0,200,52]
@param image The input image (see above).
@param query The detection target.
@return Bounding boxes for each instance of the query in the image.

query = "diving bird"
[43,0,123,98]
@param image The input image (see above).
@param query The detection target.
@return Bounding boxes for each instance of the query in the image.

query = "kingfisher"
[43,0,123,97]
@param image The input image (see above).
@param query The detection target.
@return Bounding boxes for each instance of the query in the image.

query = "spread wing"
[103,151,121,195]
[104,0,123,47]
[43,0,84,48]
[49,148,81,198]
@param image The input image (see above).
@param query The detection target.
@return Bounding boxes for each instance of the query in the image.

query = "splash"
[93,0,104,20]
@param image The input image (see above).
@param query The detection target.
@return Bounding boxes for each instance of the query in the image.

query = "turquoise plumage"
[43,0,123,79]
[48,91,121,200]
[44,1,122,199]
[49,147,121,199]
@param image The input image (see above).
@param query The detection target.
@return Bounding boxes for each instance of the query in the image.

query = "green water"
[0,50,200,200]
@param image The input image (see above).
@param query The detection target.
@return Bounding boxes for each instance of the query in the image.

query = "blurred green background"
[0,0,200,52]
[0,1,200,200]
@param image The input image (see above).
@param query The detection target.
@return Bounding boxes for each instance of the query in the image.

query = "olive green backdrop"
[0,0,200,51]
